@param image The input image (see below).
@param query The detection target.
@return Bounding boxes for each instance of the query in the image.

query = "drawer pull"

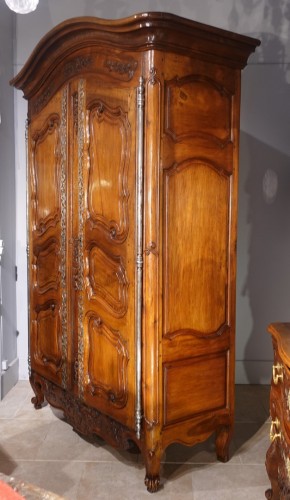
[287,391,290,411]
[273,363,284,384]
[270,418,281,442]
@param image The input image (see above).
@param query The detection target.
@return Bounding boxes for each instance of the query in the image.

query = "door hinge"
[15,266,18,281]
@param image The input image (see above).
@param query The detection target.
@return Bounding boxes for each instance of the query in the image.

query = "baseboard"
[1,357,19,399]
[235,360,272,384]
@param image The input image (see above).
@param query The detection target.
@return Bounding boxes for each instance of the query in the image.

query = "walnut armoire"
[11,13,260,492]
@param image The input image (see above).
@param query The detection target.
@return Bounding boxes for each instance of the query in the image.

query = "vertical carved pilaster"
[60,85,68,389]
[77,79,85,399]
[72,91,78,132]
[148,67,158,86]
[26,118,31,378]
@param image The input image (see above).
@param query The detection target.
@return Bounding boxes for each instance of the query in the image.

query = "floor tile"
[191,463,269,499]
[15,391,65,421]
[77,461,194,500]
[0,382,272,498]
[0,419,53,460]
[235,384,270,423]
[0,384,30,419]
[233,422,270,464]
[36,418,139,464]
[0,460,83,500]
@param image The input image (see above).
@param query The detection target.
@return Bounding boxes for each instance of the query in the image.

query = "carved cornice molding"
[104,58,138,80]
[11,12,260,99]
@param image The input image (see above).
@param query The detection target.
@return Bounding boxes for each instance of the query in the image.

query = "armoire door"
[29,74,139,430]
[29,85,71,390]
[74,77,138,430]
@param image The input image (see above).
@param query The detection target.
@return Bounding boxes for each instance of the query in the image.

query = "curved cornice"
[11,12,260,98]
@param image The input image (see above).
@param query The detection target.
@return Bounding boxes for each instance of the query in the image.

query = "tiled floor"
[0,381,270,499]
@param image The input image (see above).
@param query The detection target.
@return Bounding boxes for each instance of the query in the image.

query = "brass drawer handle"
[273,363,284,384]
[270,418,281,442]
[286,457,290,479]
[287,391,290,411]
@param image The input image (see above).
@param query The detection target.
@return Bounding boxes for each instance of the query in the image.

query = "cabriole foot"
[30,372,45,409]
[144,475,160,493]
[216,425,232,462]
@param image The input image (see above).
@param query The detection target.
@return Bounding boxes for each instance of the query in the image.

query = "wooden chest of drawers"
[266,323,290,499]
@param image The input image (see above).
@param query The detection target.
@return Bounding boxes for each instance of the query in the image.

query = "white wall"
[12,0,290,383]
[0,3,18,397]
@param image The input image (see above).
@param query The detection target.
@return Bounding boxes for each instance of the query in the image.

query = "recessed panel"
[165,76,232,144]
[32,303,62,373]
[34,239,60,294]
[163,161,229,335]
[32,115,61,233]
[85,245,128,318]
[164,351,227,425]
[86,315,129,408]
[87,99,130,242]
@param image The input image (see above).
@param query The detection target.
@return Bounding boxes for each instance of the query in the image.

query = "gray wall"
[236,1,290,382]
[12,0,290,383]
[0,3,18,397]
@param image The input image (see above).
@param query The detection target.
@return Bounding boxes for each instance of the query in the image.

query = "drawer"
[272,353,290,436]
[269,415,290,495]
[271,353,290,436]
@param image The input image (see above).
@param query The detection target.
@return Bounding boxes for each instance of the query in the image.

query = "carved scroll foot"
[215,425,232,462]
[144,443,162,493]
[265,436,280,499]
[144,475,160,493]
[30,372,45,409]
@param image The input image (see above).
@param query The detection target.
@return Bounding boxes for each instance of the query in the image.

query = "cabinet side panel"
[165,75,232,144]
[160,53,239,445]
[164,351,228,425]
[163,161,229,335]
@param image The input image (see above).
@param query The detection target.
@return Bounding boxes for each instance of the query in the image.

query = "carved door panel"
[29,86,70,388]
[76,78,137,428]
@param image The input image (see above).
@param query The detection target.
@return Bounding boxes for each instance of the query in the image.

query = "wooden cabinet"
[266,323,290,499]
[11,13,259,492]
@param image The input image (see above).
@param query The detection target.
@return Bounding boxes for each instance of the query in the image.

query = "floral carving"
[30,372,136,451]
[64,56,92,78]
[33,85,53,114]
[104,58,138,80]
